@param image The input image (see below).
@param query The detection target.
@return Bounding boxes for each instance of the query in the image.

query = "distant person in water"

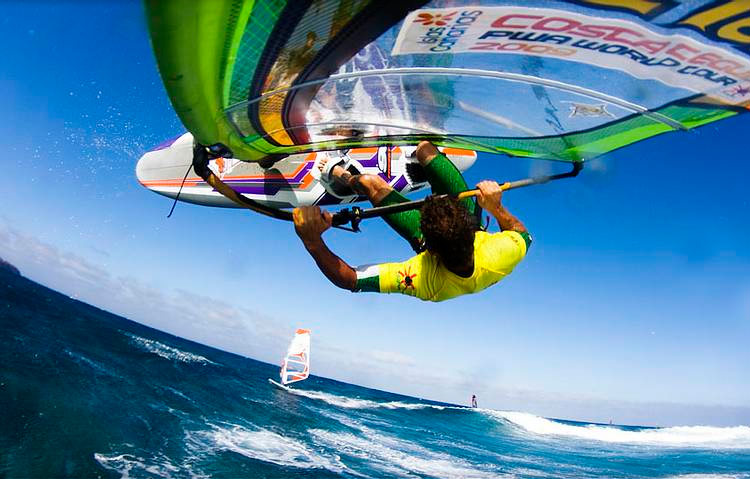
[471,395,478,408]
[292,141,531,302]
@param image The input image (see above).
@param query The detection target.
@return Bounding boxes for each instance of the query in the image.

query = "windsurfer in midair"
[293,141,531,302]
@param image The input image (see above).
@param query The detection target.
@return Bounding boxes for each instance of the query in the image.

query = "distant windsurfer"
[471,395,478,408]
[293,141,531,302]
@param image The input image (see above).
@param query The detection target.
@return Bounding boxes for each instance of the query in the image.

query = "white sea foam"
[125,333,215,365]
[488,410,750,449]
[665,475,750,479]
[64,349,112,376]
[197,424,346,473]
[310,426,508,479]
[277,385,450,411]
[160,386,197,406]
[93,452,201,479]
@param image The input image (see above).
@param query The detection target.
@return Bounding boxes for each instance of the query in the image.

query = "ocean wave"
[93,452,202,479]
[664,474,750,479]
[273,382,450,411]
[64,348,113,376]
[310,426,507,479]
[162,385,195,404]
[192,424,347,473]
[488,410,750,449]
[124,332,215,365]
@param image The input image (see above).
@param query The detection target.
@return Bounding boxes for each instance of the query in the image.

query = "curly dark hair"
[420,195,476,268]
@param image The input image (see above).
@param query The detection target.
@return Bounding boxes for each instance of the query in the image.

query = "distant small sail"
[280,329,310,386]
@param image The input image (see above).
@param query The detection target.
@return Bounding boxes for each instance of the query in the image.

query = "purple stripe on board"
[284,162,314,182]
[357,151,379,168]
[150,134,182,152]
[218,162,314,185]
[289,162,314,182]
[392,176,408,191]
[228,182,301,189]
[230,185,282,195]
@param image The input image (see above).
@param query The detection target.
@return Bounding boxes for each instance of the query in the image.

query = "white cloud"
[370,350,416,367]
[0,221,286,364]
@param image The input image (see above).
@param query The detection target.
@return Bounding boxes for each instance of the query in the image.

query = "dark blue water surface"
[2,269,749,478]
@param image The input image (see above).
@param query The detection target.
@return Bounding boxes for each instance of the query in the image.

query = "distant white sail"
[280,329,310,386]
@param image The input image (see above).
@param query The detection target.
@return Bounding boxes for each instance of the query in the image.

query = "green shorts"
[378,153,477,252]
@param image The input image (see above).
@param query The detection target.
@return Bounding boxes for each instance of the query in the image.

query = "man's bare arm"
[476,180,527,233]
[486,204,527,233]
[294,206,357,290]
[300,237,357,290]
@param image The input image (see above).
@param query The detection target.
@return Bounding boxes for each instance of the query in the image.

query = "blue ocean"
[2,267,749,479]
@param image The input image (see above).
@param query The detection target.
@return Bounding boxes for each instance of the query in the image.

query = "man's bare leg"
[319,157,392,205]
[414,140,477,216]
[415,141,440,167]
[320,154,423,250]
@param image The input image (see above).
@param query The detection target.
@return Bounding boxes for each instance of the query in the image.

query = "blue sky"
[1,2,748,427]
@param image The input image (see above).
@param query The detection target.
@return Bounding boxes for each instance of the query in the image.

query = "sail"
[280,329,311,386]
[146,1,750,164]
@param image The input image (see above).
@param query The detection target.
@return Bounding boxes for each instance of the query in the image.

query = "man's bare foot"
[318,155,392,202]
[318,155,354,187]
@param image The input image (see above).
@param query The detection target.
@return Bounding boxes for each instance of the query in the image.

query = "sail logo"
[393,6,750,104]
[413,11,457,26]
[724,83,750,98]
[415,10,483,52]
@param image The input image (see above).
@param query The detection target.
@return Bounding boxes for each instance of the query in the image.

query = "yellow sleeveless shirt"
[375,230,528,302]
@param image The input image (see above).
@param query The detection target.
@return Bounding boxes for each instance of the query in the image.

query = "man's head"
[420,196,476,268]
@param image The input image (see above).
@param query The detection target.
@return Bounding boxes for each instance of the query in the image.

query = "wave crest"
[125,332,215,364]
[489,411,750,449]
[193,424,346,473]
[273,383,449,411]
[310,427,505,479]
[94,452,183,479]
